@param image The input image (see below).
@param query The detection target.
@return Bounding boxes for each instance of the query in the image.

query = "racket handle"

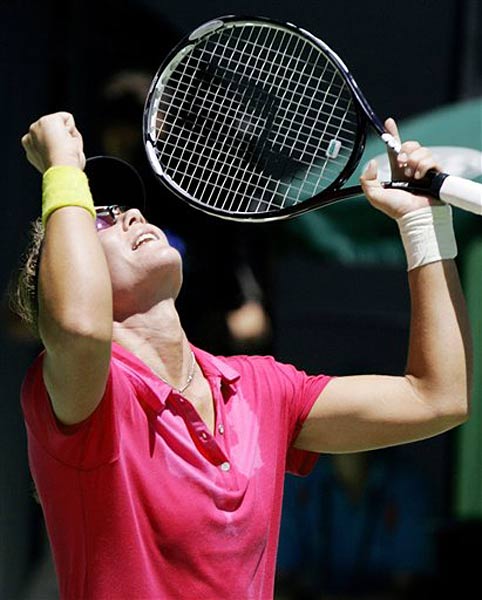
[387,171,482,216]
[438,174,482,216]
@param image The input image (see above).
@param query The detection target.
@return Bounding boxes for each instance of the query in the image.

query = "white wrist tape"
[397,205,457,271]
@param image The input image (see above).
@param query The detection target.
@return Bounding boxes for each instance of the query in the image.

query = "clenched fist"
[21,112,86,174]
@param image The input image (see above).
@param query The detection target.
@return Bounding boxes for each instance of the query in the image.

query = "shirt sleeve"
[20,351,128,469]
[270,359,332,477]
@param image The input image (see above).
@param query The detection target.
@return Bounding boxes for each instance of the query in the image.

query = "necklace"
[158,350,196,394]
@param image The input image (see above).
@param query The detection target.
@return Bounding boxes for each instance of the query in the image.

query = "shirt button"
[220,461,231,472]
[200,431,208,440]
[218,424,224,435]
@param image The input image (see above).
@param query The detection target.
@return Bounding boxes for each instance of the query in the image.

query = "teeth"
[133,233,158,250]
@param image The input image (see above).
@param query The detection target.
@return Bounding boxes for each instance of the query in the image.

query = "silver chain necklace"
[158,350,196,394]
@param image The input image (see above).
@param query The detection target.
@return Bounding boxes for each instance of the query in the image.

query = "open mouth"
[132,232,159,250]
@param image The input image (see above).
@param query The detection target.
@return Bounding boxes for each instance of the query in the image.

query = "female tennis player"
[16,111,472,600]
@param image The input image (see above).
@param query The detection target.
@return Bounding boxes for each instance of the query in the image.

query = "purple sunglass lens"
[95,214,116,231]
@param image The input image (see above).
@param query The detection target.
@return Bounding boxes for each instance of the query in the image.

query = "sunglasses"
[95,205,128,231]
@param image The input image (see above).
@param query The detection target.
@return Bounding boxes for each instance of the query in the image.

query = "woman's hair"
[9,217,44,338]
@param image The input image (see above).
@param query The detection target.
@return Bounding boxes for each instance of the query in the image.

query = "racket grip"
[389,171,482,216]
[437,174,482,216]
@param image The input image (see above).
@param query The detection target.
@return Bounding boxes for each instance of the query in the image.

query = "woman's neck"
[112,299,192,388]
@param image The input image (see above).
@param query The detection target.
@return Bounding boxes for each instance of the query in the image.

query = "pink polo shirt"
[21,343,331,600]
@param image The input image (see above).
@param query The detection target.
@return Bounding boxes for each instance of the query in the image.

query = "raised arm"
[295,119,473,453]
[22,112,113,425]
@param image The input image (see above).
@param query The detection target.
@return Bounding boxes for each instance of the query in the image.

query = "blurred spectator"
[276,451,433,599]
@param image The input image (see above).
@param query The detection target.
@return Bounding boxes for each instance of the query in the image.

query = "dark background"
[0,0,481,597]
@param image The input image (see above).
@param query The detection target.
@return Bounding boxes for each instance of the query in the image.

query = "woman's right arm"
[22,112,113,425]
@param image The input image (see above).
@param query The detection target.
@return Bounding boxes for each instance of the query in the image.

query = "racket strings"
[173,26,244,201]
[164,40,355,149]
[212,26,289,212]
[150,22,359,214]
[203,28,347,210]
[190,45,352,105]
[156,60,352,209]
[305,67,357,197]
[159,64,355,123]
[207,26,311,211]
[161,31,352,178]
[157,89,356,155]
[181,24,270,211]
[160,25,286,211]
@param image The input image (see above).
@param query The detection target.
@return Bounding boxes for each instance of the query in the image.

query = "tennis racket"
[143,15,482,221]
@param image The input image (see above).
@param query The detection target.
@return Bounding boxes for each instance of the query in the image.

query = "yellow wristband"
[42,165,95,227]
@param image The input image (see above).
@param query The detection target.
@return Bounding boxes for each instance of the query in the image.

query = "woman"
[16,111,472,599]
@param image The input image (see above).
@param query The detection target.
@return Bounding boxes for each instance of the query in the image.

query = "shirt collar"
[111,341,240,411]
[189,345,240,384]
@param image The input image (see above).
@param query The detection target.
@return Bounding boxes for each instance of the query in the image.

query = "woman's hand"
[360,118,442,219]
[21,111,86,174]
